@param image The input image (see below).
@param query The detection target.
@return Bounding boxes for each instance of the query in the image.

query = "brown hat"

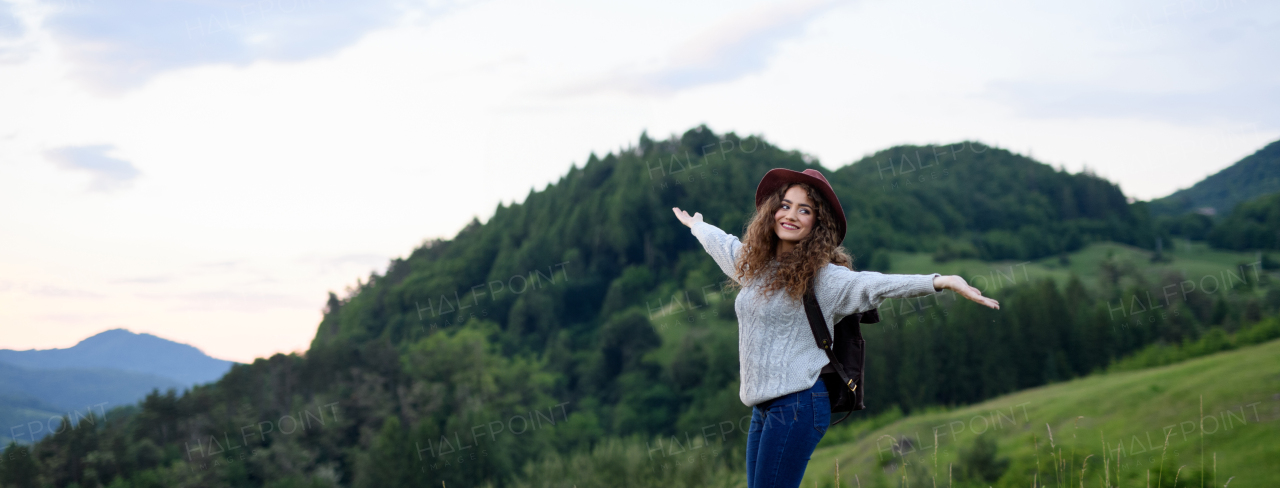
[755,168,846,243]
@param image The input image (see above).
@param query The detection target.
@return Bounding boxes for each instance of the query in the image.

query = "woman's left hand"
[933,275,1000,310]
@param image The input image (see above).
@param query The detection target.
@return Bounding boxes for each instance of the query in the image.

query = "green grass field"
[800,338,1280,488]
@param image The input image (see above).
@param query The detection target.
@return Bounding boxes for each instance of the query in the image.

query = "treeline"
[863,261,1277,412]
[1158,191,1280,255]
[0,127,1220,487]
[1207,192,1280,250]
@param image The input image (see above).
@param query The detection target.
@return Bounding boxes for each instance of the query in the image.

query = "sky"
[0,0,1277,363]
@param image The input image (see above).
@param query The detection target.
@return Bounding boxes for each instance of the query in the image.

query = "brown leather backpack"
[801,281,879,425]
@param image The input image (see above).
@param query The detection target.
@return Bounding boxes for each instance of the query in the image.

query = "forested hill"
[1149,138,1280,216]
[312,126,1155,352]
[833,143,1151,260]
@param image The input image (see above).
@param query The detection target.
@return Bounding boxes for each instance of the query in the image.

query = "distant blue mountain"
[0,329,240,444]
[0,328,238,387]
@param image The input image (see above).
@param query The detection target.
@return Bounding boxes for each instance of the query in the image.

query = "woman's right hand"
[672,207,703,228]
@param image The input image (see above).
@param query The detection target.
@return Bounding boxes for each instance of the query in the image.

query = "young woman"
[671,168,999,488]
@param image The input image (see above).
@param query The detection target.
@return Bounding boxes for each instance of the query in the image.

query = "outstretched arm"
[676,207,999,311]
[824,268,1000,317]
[932,275,1000,309]
[674,207,743,283]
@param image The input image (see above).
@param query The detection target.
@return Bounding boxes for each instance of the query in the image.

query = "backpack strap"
[801,284,856,388]
[801,282,858,424]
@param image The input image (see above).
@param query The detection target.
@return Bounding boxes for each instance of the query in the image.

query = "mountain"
[833,143,1150,260]
[0,329,238,444]
[0,328,237,387]
[1149,138,1280,216]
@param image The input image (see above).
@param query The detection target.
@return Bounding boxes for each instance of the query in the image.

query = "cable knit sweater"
[690,220,942,407]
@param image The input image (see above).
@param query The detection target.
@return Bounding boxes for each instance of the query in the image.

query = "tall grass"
[1109,318,1280,372]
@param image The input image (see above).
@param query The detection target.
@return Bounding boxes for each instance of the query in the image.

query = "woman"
[671,168,999,488]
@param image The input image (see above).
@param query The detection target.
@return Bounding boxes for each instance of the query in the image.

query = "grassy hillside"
[802,336,1280,488]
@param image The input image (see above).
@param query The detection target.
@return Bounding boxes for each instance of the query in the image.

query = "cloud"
[45,144,141,192]
[983,81,1280,129]
[981,0,1280,129]
[565,0,848,95]
[39,0,474,92]
[645,0,846,90]
[140,290,314,312]
[0,280,104,298]
[0,1,22,38]
[24,284,105,298]
[0,0,33,63]
[295,253,389,272]
[112,274,174,285]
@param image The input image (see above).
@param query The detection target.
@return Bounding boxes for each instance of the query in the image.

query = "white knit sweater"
[690,220,941,407]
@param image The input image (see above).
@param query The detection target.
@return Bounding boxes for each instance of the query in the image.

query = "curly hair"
[729,182,854,300]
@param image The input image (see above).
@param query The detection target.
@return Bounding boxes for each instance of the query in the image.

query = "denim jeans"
[745,377,831,488]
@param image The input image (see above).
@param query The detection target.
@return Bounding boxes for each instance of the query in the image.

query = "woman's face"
[773,185,816,243]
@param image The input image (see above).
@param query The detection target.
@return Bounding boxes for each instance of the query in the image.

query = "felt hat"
[754,168,846,243]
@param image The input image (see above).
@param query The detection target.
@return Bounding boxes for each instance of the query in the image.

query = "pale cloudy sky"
[0,0,1276,363]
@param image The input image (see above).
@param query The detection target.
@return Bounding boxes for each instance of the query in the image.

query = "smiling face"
[773,184,816,244]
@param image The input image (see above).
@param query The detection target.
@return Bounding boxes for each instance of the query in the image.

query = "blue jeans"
[745,378,831,488]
